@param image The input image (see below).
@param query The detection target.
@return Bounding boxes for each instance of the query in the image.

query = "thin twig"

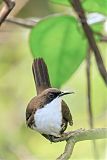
[6,17,39,28]
[55,128,107,160]
[0,0,15,26]
[94,32,107,42]
[86,48,93,128]
[100,36,107,42]
[93,31,107,43]
[69,0,107,85]
[86,48,99,159]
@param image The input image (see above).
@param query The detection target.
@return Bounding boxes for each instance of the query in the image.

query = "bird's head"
[40,88,74,105]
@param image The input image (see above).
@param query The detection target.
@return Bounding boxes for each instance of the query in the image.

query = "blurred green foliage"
[0,0,107,160]
[82,0,107,15]
[50,0,107,15]
[50,0,69,6]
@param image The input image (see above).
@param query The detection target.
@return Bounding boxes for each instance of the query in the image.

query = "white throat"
[34,97,62,137]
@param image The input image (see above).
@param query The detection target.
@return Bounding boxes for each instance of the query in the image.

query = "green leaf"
[29,15,87,87]
[50,0,107,15]
[91,22,103,32]
[83,0,107,15]
[92,24,103,41]
[50,0,69,6]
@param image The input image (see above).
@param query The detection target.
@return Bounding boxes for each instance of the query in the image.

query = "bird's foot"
[43,129,85,143]
[49,129,85,143]
[63,128,85,136]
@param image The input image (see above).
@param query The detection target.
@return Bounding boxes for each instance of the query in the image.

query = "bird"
[26,58,73,142]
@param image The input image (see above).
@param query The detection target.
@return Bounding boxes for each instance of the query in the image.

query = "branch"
[100,36,107,42]
[53,128,107,160]
[69,0,107,85]
[6,17,39,28]
[0,0,15,26]
[94,32,107,42]
[86,48,93,128]
[5,12,107,28]
[86,48,99,159]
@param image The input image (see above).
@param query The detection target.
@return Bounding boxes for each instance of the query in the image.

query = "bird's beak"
[59,91,74,97]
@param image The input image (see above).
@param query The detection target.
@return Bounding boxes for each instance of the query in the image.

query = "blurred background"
[0,0,107,160]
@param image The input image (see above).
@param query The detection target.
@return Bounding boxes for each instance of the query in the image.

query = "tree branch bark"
[69,0,107,85]
[0,0,15,26]
[54,128,107,160]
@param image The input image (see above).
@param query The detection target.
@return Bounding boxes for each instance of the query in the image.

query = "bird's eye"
[49,93,55,99]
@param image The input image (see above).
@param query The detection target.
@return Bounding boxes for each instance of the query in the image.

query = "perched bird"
[26,58,73,142]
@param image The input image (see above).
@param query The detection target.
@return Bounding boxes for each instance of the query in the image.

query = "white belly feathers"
[34,97,62,137]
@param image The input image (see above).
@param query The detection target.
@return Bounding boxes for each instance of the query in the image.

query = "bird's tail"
[32,58,51,95]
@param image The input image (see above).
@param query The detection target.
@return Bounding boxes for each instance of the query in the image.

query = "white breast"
[34,97,62,137]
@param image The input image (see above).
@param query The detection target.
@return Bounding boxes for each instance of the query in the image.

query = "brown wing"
[26,106,35,128]
[62,100,73,126]
[26,95,45,128]
[26,97,38,128]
